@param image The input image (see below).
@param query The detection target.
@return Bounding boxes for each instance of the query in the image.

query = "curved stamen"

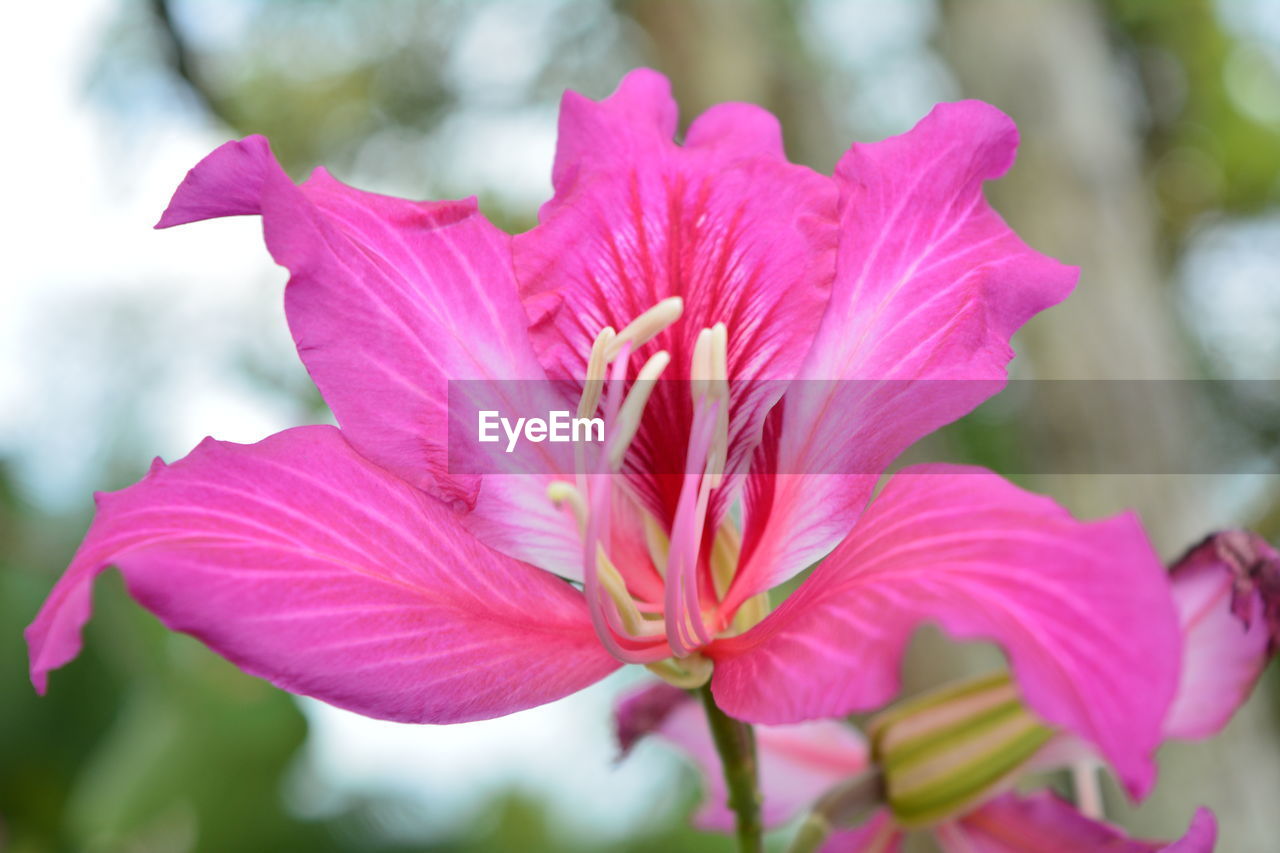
[581,339,687,663]
[575,327,615,496]
[664,398,719,655]
[606,296,683,361]
[661,324,732,656]
[692,323,730,488]
[577,326,616,420]
[552,300,746,668]
[580,345,631,659]
[552,479,665,651]
[608,350,671,469]
[547,481,588,535]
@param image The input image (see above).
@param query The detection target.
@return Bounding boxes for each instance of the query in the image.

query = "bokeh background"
[3,0,1278,850]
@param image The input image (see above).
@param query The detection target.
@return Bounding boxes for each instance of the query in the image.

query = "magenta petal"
[614,681,692,757]
[25,426,617,721]
[614,681,868,831]
[1158,809,1218,853]
[516,69,837,521]
[937,792,1215,853]
[732,101,1077,606]
[157,136,553,511]
[684,102,787,159]
[1163,531,1280,740]
[547,68,678,198]
[463,473,585,580]
[712,466,1180,799]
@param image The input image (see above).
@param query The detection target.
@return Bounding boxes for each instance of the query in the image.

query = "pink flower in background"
[621,530,1280,851]
[615,679,872,833]
[27,68,1176,789]
[1162,530,1280,740]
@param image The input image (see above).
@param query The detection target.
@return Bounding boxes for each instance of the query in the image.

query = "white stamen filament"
[608,350,671,469]
[710,520,742,600]
[664,398,720,655]
[691,323,730,488]
[596,546,664,637]
[577,326,616,421]
[643,514,670,578]
[547,480,589,535]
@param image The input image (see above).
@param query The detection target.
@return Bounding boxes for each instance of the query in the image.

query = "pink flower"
[1162,530,1280,740]
[621,530,1280,851]
[27,69,1175,792]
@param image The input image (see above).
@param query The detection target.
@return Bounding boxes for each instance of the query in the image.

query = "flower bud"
[867,672,1053,828]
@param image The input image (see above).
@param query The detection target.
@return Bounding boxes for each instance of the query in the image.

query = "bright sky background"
[3,0,1276,845]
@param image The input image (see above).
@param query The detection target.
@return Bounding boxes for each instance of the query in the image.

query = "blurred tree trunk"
[619,0,843,167]
[939,0,1213,552]
[941,2,1278,849]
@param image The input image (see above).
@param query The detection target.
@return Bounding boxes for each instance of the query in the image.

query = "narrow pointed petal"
[711,466,1180,799]
[516,69,837,520]
[157,136,555,511]
[613,681,868,831]
[731,101,1076,609]
[1163,530,1280,740]
[26,426,617,721]
[936,793,1216,853]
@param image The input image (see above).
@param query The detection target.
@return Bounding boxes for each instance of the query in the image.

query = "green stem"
[698,684,763,853]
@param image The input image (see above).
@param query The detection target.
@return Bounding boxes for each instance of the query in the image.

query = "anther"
[577,327,616,420]
[691,323,730,488]
[547,481,589,535]
[606,297,684,361]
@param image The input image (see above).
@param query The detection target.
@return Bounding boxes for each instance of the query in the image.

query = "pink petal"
[1163,531,1280,740]
[614,680,692,757]
[730,101,1077,610]
[614,681,868,831]
[25,426,617,721]
[463,470,665,595]
[157,136,555,511]
[515,69,837,522]
[936,792,1215,853]
[462,473,585,581]
[711,466,1180,799]
[684,102,788,159]
[819,810,904,853]
[1159,809,1218,853]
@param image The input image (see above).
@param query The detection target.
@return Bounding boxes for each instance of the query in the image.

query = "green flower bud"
[868,672,1053,828]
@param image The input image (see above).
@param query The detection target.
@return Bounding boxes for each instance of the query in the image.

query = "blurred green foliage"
[6,0,1279,850]
[1106,0,1280,244]
[0,472,728,852]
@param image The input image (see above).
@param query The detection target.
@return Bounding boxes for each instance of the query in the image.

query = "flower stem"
[698,683,763,853]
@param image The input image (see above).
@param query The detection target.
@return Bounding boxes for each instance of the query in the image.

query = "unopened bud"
[867,672,1053,828]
